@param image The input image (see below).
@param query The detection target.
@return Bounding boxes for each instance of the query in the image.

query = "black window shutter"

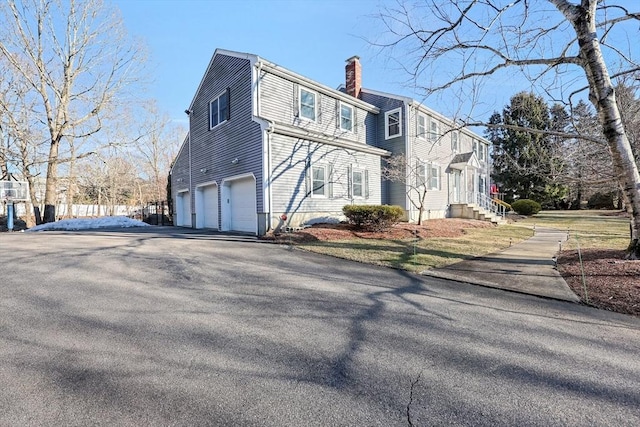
[226,87,231,120]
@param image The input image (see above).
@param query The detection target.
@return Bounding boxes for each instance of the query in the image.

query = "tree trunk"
[42,138,60,223]
[568,3,640,259]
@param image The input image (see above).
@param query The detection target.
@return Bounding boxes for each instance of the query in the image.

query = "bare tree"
[383,154,440,225]
[132,101,184,204]
[0,0,146,223]
[377,0,640,258]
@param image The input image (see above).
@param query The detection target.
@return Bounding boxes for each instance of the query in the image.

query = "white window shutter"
[364,169,369,199]
[328,164,334,198]
[293,84,299,117]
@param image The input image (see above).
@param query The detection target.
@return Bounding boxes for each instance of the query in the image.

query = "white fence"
[1,202,135,218]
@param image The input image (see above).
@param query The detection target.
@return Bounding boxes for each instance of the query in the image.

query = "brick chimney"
[345,55,361,99]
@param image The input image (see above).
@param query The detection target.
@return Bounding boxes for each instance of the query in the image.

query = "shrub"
[343,204,404,231]
[511,199,542,216]
[587,192,615,209]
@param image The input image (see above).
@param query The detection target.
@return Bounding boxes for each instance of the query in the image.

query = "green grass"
[514,210,630,251]
[299,224,533,273]
[295,210,632,272]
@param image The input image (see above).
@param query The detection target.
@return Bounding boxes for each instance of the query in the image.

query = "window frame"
[339,102,354,132]
[473,139,479,157]
[311,164,327,198]
[429,118,439,144]
[429,163,440,190]
[209,90,230,130]
[299,87,317,122]
[417,114,427,140]
[385,108,402,139]
[451,131,459,152]
[478,143,486,162]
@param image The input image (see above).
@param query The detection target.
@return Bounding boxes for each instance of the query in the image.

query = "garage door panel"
[229,177,257,234]
[178,192,191,227]
[203,185,218,229]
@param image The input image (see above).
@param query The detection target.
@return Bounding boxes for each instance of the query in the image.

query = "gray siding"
[171,138,191,195]
[188,54,264,224]
[259,72,372,146]
[360,91,406,207]
[269,133,382,227]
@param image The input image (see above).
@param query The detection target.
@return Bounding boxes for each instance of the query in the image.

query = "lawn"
[295,222,533,273]
[514,210,630,251]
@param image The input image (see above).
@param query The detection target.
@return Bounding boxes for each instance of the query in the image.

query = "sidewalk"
[422,227,581,302]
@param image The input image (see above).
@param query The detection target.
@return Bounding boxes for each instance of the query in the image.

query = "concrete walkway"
[422,227,581,302]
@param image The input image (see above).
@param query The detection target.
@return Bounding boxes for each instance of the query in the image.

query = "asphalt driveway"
[1,228,639,426]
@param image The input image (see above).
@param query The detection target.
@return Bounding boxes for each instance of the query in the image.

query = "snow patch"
[26,216,151,232]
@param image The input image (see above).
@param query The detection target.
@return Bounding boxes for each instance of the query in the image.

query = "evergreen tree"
[487,92,561,205]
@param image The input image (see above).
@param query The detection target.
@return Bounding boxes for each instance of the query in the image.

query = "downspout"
[188,129,193,228]
[257,60,275,232]
[405,103,412,221]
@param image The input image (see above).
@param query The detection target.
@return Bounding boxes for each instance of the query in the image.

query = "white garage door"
[177,191,191,227]
[202,184,218,229]
[229,177,257,233]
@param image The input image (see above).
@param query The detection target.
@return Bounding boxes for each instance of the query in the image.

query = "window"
[312,165,326,197]
[385,108,402,139]
[479,174,487,194]
[209,90,230,129]
[473,139,479,157]
[352,169,364,198]
[417,114,427,139]
[479,143,486,162]
[429,164,440,190]
[416,162,427,187]
[451,131,459,152]
[416,162,439,190]
[429,119,439,144]
[299,88,316,121]
[340,103,354,132]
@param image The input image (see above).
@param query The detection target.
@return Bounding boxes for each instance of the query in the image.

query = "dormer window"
[385,108,402,139]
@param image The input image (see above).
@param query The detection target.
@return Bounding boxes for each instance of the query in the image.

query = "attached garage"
[175,191,192,227]
[195,183,219,229]
[221,175,257,234]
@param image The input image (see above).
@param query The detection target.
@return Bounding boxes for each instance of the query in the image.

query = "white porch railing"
[466,191,507,219]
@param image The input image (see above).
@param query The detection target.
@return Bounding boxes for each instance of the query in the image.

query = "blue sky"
[112,0,638,128]
[114,0,413,125]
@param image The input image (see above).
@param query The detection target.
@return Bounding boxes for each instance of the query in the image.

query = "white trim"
[220,173,258,235]
[417,113,427,140]
[350,167,365,199]
[429,118,440,145]
[428,162,441,190]
[209,90,229,130]
[175,188,189,194]
[339,102,354,132]
[451,131,459,152]
[298,87,317,122]
[310,164,328,198]
[385,108,402,139]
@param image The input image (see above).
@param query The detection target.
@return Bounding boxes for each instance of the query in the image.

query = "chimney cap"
[346,55,360,63]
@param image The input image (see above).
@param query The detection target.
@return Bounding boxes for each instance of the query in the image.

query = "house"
[170,49,498,235]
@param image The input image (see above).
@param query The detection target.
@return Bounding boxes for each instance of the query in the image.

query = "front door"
[452,171,461,203]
